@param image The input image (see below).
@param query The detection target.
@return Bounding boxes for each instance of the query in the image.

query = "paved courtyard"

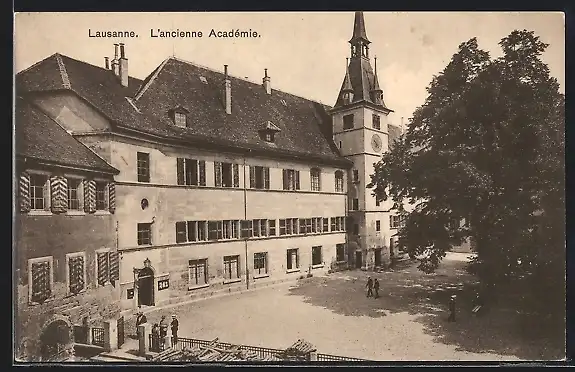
[138,252,561,361]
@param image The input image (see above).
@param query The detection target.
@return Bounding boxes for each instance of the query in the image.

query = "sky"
[14,12,565,128]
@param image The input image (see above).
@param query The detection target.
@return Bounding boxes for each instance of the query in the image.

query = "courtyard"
[132,252,564,361]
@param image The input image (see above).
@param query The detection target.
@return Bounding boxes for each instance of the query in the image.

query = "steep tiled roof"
[17,53,351,167]
[15,97,118,174]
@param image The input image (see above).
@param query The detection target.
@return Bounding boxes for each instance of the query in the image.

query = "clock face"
[371,134,382,153]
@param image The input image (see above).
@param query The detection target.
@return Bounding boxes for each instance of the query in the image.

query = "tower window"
[352,169,359,183]
[174,112,187,127]
[372,114,381,130]
[343,114,354,130]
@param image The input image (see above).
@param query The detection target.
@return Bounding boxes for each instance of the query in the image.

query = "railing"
[317,353,368,362]
[91,327,105,348]
[174,337,285,359]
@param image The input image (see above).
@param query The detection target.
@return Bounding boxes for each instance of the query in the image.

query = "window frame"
[95,180,109,211]
[311,246,323,267]
[65,251,87,296]
[137,222,153,246]
[28,256,54,305]
[286,248,300,272]
[310,168,321,192]
[335,171,344,193]
[188,258,209,289]
[372,114,381,130]
[137,152,151,183]
[253,252,268,277]
[282,169,300,191]
[29,172,50,211]
[376,220,381,232]
[223,255,241,282]
[174,112,187,127]
[95,248,111,287]
[343,114,354,130]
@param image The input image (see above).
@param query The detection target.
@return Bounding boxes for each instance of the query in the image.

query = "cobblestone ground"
[140,252,560,361]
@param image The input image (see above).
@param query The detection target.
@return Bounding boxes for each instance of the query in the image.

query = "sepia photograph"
[13,11,565,363]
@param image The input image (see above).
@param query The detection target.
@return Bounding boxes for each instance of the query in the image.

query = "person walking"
[366,277,373,297]
[448,295,457,322]
[373,278,380,299]
[135,310,147,339]
[151,323,160,352]
[170,315,179,345]
[159,315,168,350]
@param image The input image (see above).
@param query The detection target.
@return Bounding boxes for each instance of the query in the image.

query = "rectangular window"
[351,198,359,211]
[323,218,329,232]
[299,218,306,234]
[253,252,268,276]
[331,217,346,232]
[310,168,321,191]
[67,178,82,211]
[197,221,207,241]
[66,252,86,295]
[282,169,300,191]
[372,114,381,130]
[353,223,359,235]
[187,221,197,242]
[96,250,115,287]
[312,246,323,266]
[174,112,187,127]
[176,221,187,243]
[30,174,49,210]
[177,158,205,186]
[240,220,253,239]
[223,255,240,281]
[188,259,208,287]
[215,161,239,188]
[306,218,313,234]
[286,248,299,271]
[231,220,239,239]
[352,169,359,183]
[137,152,150,183]
[336,244,346,262]
[222,220,232,239]
[390,215,403,229]
[279,219,286,236]
[376,220,381,232]
[95,181,108,210]
[343,114,354,130]
[29,257,53,304]
[208,221,220,241]
[250,166,270,189]
[268,220,276,236]
[335,171,344,193]
[137,223,152,245]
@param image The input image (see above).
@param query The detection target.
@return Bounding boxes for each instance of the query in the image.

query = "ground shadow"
[288,255,564,360]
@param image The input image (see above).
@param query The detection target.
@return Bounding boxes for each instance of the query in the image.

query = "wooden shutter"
[263,167,270,189]
[50,175,67,213]
[109,251,120,283]
[282,169,288,190]
[31,261,51,303]
[233,164,240,188]
[83,179,96,213]
[214,162,222,187]
[189,159,198,186]
[108,182,116,213]
[249,166,255,189]
[199,161,206,186]
[19,172,31,213]
[295,171,300,190]
[176,158,185,185]
[69,256,85,294]
[97,252,109,286]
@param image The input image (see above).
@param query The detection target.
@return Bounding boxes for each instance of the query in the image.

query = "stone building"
[14,11,406,348]
[14,97,121,361]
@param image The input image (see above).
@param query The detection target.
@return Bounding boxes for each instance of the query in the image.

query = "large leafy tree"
[368,30,564,301]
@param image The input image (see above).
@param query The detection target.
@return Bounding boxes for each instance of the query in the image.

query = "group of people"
[365,277,380,298]
[135,308,179,352]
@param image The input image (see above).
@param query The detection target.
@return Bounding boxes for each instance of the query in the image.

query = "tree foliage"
[368,31,564,298]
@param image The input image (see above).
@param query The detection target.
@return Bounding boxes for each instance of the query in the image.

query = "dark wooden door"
[117,316,124,347]
[355,251,362,268]
[138,268,155,306]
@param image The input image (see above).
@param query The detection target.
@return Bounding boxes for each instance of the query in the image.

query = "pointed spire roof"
[349,11,370,44]
[342,58,353,92]
[372,57,382,93]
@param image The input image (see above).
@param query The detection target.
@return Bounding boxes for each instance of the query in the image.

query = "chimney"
[262,68,271,95]
[111,44,120,76]
[119,43,129,87]
[104,57,110,70]
[223,64,232,114]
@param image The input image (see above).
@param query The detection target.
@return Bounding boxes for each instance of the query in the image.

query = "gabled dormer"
[168,106,190,128]
[259,120,281,143]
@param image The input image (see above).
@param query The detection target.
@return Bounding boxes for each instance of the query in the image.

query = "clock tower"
[330,11,395,270]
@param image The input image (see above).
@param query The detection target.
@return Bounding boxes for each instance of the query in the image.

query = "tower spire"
[349,12,370,59]
[371,56,383,105]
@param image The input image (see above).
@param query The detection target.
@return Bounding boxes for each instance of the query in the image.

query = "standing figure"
[448,295,457,322]
[373,278,380,299]
[159,315,168,350]
[171,315,179,345]
[366,277,373,297]
[151,324,160,352]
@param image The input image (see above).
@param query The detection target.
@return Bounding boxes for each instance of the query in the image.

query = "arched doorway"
[39,317,73,361]
[138,266,155,306]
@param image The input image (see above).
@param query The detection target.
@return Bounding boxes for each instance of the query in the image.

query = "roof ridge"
[17,53,60,76]
[168,56,333,108]
[134,58,170,101]
[55,54,72,89]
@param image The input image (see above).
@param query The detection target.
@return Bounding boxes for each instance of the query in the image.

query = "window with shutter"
[176,221,187,243]
[295,171,300,190]
[223,255,240,280]
[199,161,206,186]
[233,164,239,188]
[249,166,256,189]
[109,251,120,283]
[50,175,68,214]
[19,172,31,213]
[108,182,116,213]
[29,174,47,211]
[186,159,198,186]
[176,158,185,185]
[97,251,110,286]
[83,179,96,213]
[68,254,85,295]
[263,167,270,189]
[214,162,222,187]
[30,259,52,304]
[188,259,208,287]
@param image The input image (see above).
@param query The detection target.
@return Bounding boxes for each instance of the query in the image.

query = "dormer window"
[169,106,190,128]
[199,76,208,84]
[259,120,281,143]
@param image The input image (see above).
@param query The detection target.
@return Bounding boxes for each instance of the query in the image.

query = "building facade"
[15,12,405,350]
[14,98,121,361]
